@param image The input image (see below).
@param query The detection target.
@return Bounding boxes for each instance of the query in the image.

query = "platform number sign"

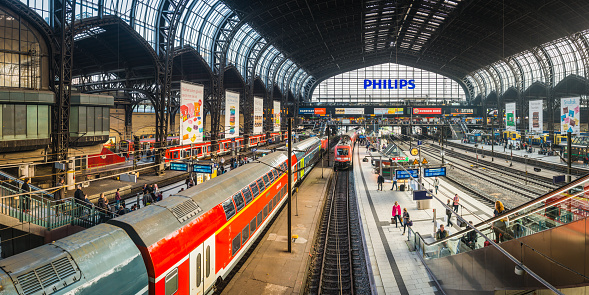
[417,140,422,146]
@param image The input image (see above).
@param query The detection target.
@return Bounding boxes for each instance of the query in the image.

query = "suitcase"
[458,206,467,227]
[399,184,405,191]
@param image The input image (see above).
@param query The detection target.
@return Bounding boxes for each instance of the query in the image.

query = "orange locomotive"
[333,129,358,170]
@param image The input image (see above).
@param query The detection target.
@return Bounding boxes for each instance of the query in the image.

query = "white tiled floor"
[354,144,494,295]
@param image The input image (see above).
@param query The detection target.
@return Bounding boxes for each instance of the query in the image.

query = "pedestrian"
[131,204,138,211]
[446,199,453,227]
[453,193,460,212]
[98,193,108,211]
[55,178,66,215]
[493,200,506,242]
[74,184,85,204]
[436,224,449,243]
[433,177,440,194]
[377,174,384,191]
[142,184,149,196]
[462,221,477,249]
[185,176,191,189]
[114,188,121,211]
[21,178,31,213]
[390,175,398,191]
[392,201,402,228]
[402,208,411,235]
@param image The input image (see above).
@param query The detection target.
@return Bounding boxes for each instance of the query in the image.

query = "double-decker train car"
[334,129,358,170]
[0,137,326,295]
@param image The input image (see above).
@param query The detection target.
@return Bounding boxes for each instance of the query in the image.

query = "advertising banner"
[412,108,441,115]
[180,82,204,144]
[335,108,364,115]
[253,97,263,134]
[561,97,580,134]
[529,100,543,133]
[505,102,516,131]
[298,108,327,115]
[450,108,474,115]
[225,90,240,138]
[273,101,281,132]
[374,108,404,115]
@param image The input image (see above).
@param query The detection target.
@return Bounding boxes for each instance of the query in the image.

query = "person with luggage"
[390,175,398,191]
[391,201,402,228]
[402,208,411,235]
[446,199,453,227]
[377,174,384,191]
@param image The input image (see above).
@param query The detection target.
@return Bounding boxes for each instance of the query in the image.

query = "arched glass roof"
[312,63,466,103]
[19,0,311,95]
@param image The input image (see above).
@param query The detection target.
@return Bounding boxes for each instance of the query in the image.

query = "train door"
[189,234,215,295]
[189,243,204,295]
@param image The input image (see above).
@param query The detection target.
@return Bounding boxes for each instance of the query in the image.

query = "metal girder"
[303,76,317,102]
[154,0,189,173]
[51,0,75,169]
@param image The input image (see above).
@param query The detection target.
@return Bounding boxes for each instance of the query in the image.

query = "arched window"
[0,7,46,89]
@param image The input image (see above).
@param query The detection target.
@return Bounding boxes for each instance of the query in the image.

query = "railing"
[0,185,114,230]
[402,167,589,294]
[0,170,54,198]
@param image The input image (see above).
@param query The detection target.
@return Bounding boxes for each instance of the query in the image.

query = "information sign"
[424,167,446,177]
[193,164,213,174]
[417,140,422,146]
[413,190,432,201]
[395,169,419,179]
[170,162,189,172]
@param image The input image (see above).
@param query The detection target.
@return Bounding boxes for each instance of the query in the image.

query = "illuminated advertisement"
[335,108,364,115]
[412,108,441,115]
[363,79,416,89]
[273,101,281,132]
[450,108,474,115]
[561,97,580,134]
[505,102,516,131]
[529,100,543,133]
[374,108,404,115]
[253,96,263,134]
[298,108,327,115]
[180,81,204,144]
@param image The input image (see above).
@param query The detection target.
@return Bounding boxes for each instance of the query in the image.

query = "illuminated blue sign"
[170,162,188,171]
[193,164,213,174]
[298,108,314,114]
[364,79,416,89]
[395,169,419,179]
[424,167,446,177]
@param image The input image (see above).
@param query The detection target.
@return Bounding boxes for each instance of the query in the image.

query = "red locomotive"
[334,129,358,170]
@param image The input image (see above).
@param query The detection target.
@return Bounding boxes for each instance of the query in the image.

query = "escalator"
[407,173,589,294]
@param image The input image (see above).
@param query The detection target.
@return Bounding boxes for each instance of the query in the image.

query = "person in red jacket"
[392,201,402,228]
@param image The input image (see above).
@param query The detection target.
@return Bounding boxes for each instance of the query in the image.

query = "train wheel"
[213,277,224,292]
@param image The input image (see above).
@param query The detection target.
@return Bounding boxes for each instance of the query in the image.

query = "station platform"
[221,161,333,294]
[447,139,587,169]
[354,144,494,295]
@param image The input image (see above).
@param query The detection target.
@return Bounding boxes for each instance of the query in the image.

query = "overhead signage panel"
[298,108,326,115]
[170,162,189,172]
[424,167,446,177]
[395,169,419,179]
[413,108,441,115]
[363,79,416,89]
[335,108,364,115]
[193,164,213,174]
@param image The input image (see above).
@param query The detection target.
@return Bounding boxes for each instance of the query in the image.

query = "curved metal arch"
[288,68,305,97]
[244,35,265,83]
[174,45,215,79]
[265,52,285,87]
[223,64,247,87]
[532,46,553,86]
[280,62,298,93]
[178,0,199,47]
[196,0,226,65]
[296,72,310,98]
[212,11,239,73]
[270,56,289,89]
[568,33,589,79]
[505,56,524,91]
[303,76,317,102]
[3,0,56,54]
[468,73,485,99]
[251,42,273,84]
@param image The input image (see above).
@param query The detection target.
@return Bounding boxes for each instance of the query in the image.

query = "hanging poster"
[273,101,281,132]
[561,97,580,134]
[253,96,263,134]
[505,102,516,131]
[528,100,543,133]
[225,90,240,138]
[180,82,204,144]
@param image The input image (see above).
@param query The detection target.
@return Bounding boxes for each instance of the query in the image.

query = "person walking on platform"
[493,201,507,242]
[390,175,398,190]
[55,178,66,215]
[446,199,453,227]
[392,201,402,228]
[114,188,121,211]
[21,178,31,213]
[377,174,384,191]
[453,194,460,212]
[433,177,440,194]
[402,208,411,235]
[74,184,85,205]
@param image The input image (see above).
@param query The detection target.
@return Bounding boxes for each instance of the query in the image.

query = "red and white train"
[0,136,327,295]
[334,129,358,170]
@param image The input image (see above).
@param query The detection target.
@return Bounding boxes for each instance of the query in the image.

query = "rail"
[0,170,54,198]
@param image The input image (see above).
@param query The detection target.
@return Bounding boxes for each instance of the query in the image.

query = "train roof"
[108,137,319,250]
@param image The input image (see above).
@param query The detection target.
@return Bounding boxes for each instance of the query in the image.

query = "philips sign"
[363,79,416,90]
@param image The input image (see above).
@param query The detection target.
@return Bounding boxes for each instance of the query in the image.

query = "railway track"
[307,169,363,294]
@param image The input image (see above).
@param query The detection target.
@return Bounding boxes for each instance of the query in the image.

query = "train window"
[263,205,268,219]
[257,179,266,191]
[268,172,274,183]
[263,174,270,185]
[172,151,179,159]
[233,193,245,212]
[206,246,211,278]
[271,169,278,178]
[257,211,263,227]
[197,253,202,287]
[242,225,249,246]
[196,147,202,155]
[222,199,236,220]
[337,148,348,156]
[250,218,256,235]
[241,188,252,204]
[165,268,178,295]
[232,233,241,256]
[249,183,259,198]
